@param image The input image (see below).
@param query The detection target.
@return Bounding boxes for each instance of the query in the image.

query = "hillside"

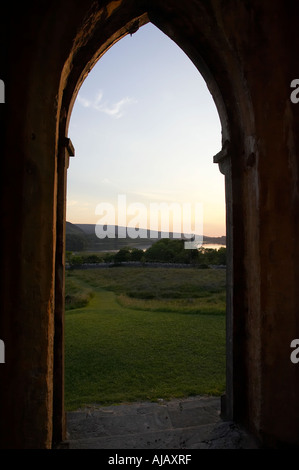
[66,221,86,235]
[65,221,226,252]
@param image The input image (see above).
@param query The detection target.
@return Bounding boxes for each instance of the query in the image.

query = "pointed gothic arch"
[1,1,299,449]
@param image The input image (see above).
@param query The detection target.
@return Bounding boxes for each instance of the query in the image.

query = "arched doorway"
[64,21,225,428]
[54,2,254,447]
[6,1,294,450]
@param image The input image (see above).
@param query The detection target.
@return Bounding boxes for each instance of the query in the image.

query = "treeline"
[65,232,150,252]
[65,221,227,252]
[66,238,226,268]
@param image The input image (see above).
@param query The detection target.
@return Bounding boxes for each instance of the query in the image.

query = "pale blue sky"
[67,23,225,237]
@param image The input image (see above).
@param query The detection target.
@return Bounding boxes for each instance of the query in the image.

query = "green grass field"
[65,267,226,411]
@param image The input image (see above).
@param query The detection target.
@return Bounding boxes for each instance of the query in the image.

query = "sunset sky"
[67,22,225,238]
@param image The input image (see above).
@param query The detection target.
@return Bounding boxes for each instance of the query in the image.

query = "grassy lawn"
[65,267,226,411]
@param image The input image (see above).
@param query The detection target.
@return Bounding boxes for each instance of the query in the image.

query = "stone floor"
[64,396,258,449]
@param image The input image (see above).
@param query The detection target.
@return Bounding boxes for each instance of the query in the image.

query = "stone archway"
[1,0,299,449]
[56,1,254,447]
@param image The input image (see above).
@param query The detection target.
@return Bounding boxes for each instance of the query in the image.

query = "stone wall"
[0,0,299,448]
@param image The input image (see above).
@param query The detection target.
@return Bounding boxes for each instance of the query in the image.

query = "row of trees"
[66,238,226,267]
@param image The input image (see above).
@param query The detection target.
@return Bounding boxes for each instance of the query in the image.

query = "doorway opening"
[64,23,226,428]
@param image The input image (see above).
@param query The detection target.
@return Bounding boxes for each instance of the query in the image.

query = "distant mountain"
[65,222,226,252]
[65,222,88,251]
[66,221,86,235]
[76,224,186,239]
[74,223,98,234]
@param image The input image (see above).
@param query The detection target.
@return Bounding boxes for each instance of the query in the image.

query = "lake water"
[202,244,226,250]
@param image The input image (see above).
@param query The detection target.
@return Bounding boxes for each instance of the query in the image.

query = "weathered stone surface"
[65,396,257,449]
[1,0,299,448]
